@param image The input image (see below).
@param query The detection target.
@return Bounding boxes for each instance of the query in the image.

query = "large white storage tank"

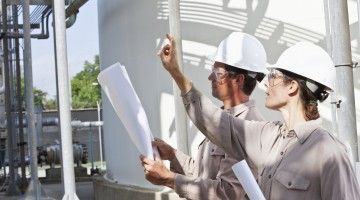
[96,0,360,198]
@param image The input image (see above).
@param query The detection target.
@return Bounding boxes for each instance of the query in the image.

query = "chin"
[265,101,277,110]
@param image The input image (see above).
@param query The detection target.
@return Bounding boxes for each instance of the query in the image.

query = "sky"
[31,1,99,98]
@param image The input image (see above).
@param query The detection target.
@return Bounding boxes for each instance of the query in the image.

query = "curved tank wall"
[97,0,360,188]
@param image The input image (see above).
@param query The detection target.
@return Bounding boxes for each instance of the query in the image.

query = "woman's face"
[265,69,290,110]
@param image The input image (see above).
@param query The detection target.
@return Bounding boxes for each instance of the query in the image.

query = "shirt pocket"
[209,145,225,156]
[275,170,310,191]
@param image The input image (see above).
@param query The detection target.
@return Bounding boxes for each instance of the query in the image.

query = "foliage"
[43,98,57,110]
[71,55,101,109]
[20,79,55,110]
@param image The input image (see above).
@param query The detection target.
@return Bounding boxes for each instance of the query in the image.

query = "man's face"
[208,62,236,101]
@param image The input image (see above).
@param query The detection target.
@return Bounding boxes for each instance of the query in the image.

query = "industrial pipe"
[327,0,358,164]
[168,0,189,154]
[53,0,79,198]
[1,1,20,196]
[23,0,41,198]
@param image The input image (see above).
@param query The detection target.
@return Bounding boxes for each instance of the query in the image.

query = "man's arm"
[158,34,192,95]
[153,138,196,175]
[174,156,246,200]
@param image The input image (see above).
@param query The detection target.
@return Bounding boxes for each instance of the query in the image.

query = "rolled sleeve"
[170,150,196,176]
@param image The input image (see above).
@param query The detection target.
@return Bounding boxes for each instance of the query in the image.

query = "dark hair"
[280,70,320,121]
[224,64,257,96]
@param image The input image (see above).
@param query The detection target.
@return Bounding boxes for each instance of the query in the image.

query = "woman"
[158,34,360,199]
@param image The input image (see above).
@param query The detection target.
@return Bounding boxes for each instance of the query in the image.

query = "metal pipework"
[168,0,189,154]
[53,0,79,198]
[23,0,41,198]
[38,143,87,168]
[12,4,27,191]
[1,1,20,196]
[327,0,358,164]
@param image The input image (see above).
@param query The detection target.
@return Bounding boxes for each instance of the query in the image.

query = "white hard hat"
[270,42,335,92]
[210,32,267,78]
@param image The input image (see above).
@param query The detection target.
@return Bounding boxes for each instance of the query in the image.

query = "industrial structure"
[0,0,359,199]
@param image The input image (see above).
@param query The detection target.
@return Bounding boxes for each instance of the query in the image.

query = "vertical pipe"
[52,8,65,194]
[323,0,339,137]
[358,0,360,48]
[97,101,103,169]
[53,0,78,199]
[2,0,19,196]
[89,130,94,170]
[22,0,40,198]
[168,0,189,154]
[328,0,358,163]
[8,7,19,190]
[12,4,27,190]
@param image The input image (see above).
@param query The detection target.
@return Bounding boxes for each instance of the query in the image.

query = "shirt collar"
[222,100,256,116]
[280,118,322,144]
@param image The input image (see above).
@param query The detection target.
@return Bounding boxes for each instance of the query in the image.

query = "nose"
[264,79,269,88]
[264,82,269,88]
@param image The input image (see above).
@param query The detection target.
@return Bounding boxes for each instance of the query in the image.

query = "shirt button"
[268,175,271,179]
[282,136,285,139]
[280,152,284,155]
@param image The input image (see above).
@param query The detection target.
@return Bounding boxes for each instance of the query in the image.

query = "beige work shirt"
[171,100,264,199]
[182,86,360,200]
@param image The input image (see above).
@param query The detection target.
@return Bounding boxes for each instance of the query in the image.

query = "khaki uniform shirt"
[171,100,264,199]
[182,86,360,200]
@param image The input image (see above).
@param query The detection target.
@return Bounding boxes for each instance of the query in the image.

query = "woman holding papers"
[157,34,360,199]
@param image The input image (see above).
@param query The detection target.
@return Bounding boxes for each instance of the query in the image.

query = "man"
[140,32,267,199]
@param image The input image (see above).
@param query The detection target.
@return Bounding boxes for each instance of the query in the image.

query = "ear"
[233,74,245,84]
[288,80,299,96]
[232,74,245,89]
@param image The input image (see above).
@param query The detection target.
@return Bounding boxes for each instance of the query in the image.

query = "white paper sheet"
[98,62,158,160]
[232,160,265,200]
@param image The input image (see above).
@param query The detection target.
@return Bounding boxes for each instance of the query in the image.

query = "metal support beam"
[6,0,52,6]
[23,0,41,198]
[53,0,79,199]
[327,0,358,163]
[2,0,20,196]
[0,23,40,29]
[12,4,28,192]
[168,0,189,154]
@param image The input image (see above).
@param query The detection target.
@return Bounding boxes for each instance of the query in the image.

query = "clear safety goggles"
[210,67,235,81]
[267,68,286,87]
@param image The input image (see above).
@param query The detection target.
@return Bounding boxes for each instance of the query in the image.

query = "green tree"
[71,55,101,109]
[43,98,57,110]
[20,79,49,109]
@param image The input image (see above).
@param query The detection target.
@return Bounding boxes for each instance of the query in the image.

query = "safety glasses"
[267,69,286,87]
[210,67,236,81]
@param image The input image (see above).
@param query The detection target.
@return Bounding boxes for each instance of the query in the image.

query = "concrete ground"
[0,162,103,199]
[0,181,94,200]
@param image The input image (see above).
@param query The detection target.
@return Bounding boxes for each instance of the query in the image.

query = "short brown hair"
[225,64,257,96]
